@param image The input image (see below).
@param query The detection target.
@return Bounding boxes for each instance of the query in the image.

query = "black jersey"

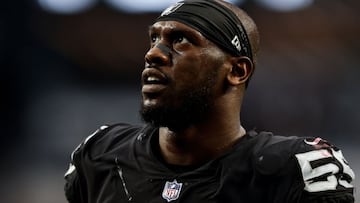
[64,123,355,203]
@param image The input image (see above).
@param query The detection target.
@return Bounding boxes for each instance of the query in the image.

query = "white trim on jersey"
[64,125,109,177]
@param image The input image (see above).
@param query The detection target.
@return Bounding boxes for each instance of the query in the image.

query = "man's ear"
[227,56,254,86]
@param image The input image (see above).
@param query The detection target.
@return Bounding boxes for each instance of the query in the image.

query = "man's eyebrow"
[170,28,203,41]
[147,24,204,45]
[148,25,158,32]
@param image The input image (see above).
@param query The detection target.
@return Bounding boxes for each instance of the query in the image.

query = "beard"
[140,70,219,132]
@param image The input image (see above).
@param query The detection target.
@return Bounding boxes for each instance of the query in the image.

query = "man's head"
[140,0,259,131]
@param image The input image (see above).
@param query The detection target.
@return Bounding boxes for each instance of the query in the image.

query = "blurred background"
[1,0,359,202]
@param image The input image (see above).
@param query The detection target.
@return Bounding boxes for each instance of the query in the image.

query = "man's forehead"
[150,21,177,30]
[149,21,203,37]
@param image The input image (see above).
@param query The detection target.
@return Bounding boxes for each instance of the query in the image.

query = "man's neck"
[158,123,246,166]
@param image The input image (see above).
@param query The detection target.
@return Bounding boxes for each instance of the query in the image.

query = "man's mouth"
[142,69,169,95]
[144,76,163,84]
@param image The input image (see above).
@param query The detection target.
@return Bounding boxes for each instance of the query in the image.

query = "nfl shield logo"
[162,180,183,202]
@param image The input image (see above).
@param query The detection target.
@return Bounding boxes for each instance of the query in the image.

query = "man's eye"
[173,36,188,44]
[150,34,159,43]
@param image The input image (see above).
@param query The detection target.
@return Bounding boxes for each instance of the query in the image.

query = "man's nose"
[144,43,171,66]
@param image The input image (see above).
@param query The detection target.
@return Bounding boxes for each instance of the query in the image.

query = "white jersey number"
[295,148,354,192]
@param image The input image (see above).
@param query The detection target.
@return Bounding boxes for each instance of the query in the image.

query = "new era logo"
[231,35,241,52]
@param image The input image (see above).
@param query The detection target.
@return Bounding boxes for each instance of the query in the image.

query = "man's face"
[140,21,227,131]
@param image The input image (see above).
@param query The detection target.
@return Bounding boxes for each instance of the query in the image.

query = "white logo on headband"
[231,35,242,52]
[161,3,184,16]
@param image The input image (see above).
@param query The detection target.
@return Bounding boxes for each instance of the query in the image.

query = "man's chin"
[140,107,189,131]
[140,105,162,125]
[140,86,214,131]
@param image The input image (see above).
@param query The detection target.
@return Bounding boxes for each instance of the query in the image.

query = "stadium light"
[37,0,97,14]
[104,0,242,13]
[255,0,314,12]
[36,0,313,15]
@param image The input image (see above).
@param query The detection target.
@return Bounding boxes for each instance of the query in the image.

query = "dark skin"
[142,21,253,166]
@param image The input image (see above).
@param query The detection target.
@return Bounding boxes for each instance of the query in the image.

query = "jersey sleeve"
[252,134,355,203]
[64,164,85,203]
[294,137,355,203]
[63,123,144,203]
[63,125,109,203]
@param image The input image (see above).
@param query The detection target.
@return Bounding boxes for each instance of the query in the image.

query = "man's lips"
[142,84,167,95]
[142,68,169,95]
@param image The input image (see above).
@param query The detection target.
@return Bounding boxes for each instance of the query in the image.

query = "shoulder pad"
[253,133,302,175]
[64,125,109,177]
[71,125,110,160]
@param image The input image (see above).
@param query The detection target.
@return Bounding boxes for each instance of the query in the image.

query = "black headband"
[156,0,252,60]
